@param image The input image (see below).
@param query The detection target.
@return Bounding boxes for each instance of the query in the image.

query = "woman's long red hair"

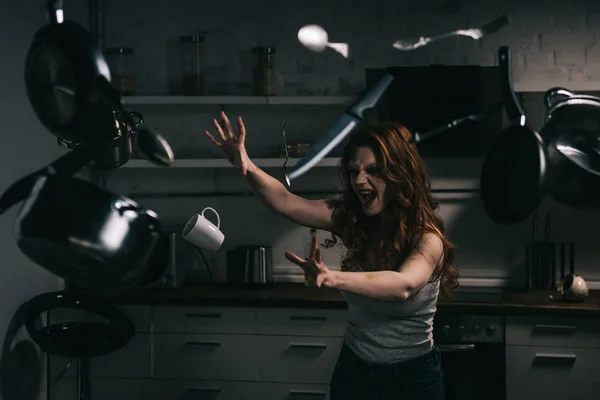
[324,122,459,298]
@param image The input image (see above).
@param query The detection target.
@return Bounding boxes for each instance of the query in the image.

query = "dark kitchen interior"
[2,0,600,399]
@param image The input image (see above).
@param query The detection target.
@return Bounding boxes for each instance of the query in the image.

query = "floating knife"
[286,72,394,183]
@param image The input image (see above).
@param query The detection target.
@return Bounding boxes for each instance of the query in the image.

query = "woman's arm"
[204,112,334,231]
[245,162,334,231]
[329,233,443,301]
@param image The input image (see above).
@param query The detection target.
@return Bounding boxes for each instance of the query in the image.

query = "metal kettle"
[226,246,273,285]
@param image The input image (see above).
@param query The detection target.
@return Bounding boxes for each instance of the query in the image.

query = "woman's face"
[348,146,391,216]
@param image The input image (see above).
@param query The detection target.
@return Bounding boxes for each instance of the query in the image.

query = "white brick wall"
[100,0,600,94]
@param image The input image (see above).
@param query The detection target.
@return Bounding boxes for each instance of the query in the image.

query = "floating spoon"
[393,14,510,51]
[297,24,349,58]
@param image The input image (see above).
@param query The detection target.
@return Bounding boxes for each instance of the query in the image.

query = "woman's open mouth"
[358,189,377,206]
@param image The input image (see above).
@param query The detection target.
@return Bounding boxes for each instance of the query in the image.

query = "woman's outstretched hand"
[285,233,337,288]
[204,111,254,176]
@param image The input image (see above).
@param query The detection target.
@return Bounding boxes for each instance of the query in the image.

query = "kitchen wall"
[101,0,600,95]
[99,0,600,286]
[0,1,92,400]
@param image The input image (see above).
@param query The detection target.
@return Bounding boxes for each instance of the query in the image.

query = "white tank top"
[340,278,439,364]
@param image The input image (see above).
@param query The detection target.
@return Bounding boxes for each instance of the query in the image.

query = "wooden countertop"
[94,283,600,316]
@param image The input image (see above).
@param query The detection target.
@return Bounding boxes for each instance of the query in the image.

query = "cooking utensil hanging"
[25,0,115,144]
[538,87,600,209]
[393,14,510,51]
[25,0,174,169]
[0,0,171,291]
[57,109,174,169]
[480,46,549,224]
[57,111,141,169]
[0,144,166,291]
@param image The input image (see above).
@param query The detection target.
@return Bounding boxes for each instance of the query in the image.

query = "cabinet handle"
[289,389,328,397]
[289,316,327,321]
[185,387,222,393]
[534,353,577,361]
[289,342,328,349]
[185,340,222,347]
[437,344,475,352]
[533,324,576,334]
[186,313,222,319]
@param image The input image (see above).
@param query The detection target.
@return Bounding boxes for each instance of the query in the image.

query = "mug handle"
[201,207,220,229]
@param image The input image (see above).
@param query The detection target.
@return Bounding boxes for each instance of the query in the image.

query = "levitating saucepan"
[0,0,175,291]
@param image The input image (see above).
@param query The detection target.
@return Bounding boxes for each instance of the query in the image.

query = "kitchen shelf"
[120,96,354,106]
[119,157,340,169]
[126,187,478,198]
[120,84,600,107]
[514,82,600,92]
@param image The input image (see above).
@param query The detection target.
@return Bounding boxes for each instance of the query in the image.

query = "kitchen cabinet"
[47,305,347,400]
[52,378,154,400]
[49,302,600,400]
[256,335,343,384]
[153,333,256,380]
[506,316,600,400]
[254,382,330,399]
[255,307,347,337]
[152,380,257,400]
[152,305,256,334]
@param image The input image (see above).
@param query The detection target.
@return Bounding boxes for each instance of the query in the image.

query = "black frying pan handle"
[0,144,100,216]
[48,142,102,176]
[0,171,43,216]
[498,46,526,126]
[46,0,63,24]
[544,87,575,109]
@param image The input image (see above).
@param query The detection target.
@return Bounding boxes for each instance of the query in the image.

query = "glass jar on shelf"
[252,45,276,96]
[104,47,136,95]
[180,35,205,95]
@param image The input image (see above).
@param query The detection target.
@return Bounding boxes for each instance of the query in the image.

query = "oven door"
[438,342,505,400]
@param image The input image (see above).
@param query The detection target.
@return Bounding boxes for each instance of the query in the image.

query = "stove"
[434,289,506,400]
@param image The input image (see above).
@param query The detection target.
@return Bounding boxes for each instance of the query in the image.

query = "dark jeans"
[330,343,444,400]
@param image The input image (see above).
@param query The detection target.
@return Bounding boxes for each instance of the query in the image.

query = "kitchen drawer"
[49,333,151,378]
[257,335,343,384]
[152,380,256,400]
[506,316,600,348]
[153,306,255,334]
[254,383,330,400]
[256,308,347,337]
[49,305,152,332]
[506,345,600,400]
[153,333,256,381]
[51,378,155,400]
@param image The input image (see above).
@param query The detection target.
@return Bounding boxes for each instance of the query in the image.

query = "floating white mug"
[182,207,224,252]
